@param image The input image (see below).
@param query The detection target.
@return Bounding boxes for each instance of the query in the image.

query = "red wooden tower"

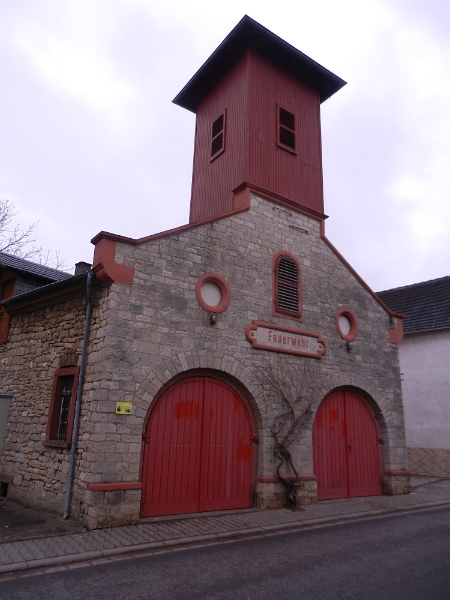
[173,16,346,223]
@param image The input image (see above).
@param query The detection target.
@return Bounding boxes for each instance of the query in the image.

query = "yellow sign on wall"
[115,402,132,415]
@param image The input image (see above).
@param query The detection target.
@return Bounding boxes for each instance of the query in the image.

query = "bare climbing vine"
[256,355,316,508]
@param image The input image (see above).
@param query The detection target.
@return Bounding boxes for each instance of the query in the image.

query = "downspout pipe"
[63,270,93,519]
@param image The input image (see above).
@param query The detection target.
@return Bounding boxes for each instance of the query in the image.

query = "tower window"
[273,252,301,319]
[210,112,226,160]
[277,106,296,154]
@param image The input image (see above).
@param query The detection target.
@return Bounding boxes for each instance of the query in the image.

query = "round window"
[335,308,358,341]
[196,273,231,313]
[200,281,222,307]
[338,314,351,336]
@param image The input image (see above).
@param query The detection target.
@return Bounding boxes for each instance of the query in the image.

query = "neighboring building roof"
[173,15,346,112]
[0,251,72,282]
[377,276,450,334]
[1,271,99,316]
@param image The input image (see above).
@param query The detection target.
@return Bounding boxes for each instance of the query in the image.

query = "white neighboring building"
[378,277,450,478]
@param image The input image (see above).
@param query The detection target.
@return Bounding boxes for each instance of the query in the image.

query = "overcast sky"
[1,0,449,291]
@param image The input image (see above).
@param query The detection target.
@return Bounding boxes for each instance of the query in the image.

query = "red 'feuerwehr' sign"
[245,321,326,359]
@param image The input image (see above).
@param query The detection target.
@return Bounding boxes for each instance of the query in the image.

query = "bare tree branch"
[0,198,67,269]
[0,198,38,254]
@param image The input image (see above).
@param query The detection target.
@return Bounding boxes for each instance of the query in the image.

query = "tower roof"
[173,15,346,113]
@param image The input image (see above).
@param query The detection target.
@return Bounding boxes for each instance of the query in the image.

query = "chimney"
[74,262,92,275]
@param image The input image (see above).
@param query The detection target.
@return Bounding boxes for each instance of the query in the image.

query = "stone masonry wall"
[0,194,409,528]
[78,194,408,528]
[0,288,106,516]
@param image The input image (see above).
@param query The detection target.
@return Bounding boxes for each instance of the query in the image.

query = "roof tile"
[0,251,72,282]
[377,276,450,334]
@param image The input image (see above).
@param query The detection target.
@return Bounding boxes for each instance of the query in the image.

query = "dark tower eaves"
[173,15,346,113]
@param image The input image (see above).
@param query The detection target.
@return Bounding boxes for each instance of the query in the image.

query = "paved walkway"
[1,477,449,577]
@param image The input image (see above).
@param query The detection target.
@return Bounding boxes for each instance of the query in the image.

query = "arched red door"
[313,390,382,500]
[141,377,254,517]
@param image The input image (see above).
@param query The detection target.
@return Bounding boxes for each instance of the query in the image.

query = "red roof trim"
[239,183,327,222]
[91,186,325,249]
[320,222,404,320]
[90,205,251,247]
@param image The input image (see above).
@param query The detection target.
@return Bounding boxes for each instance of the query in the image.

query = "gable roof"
[0,251,71,282]
[377,276,450,334]
[173,15,346,113]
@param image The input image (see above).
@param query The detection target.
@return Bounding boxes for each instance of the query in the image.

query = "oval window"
[200,281,222,307]
[335,308,358,341]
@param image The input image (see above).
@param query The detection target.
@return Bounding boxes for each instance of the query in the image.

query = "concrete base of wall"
[383,473,411,495]
[407,447,450,479]
[4,481,80,519]
[82,488,141,530]
[256,479,317,509]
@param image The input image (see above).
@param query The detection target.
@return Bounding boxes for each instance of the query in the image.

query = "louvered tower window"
[210,112,226,160]
[274,254,301,318]
[277,106,296,153]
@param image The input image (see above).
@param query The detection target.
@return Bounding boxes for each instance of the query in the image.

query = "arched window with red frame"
[272,252,302,320]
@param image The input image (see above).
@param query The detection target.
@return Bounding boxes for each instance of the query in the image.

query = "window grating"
[211,113,225,158]
[279,128,295,149]
[276,256,299,314]
[212,114,224,138]
[279,108,295,130]
[278,107,296,151]
[45,366,79,448]
[211,133,223,157]
[57,375,74,440]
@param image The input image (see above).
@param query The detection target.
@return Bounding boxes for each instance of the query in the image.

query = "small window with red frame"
[44,367,79,448]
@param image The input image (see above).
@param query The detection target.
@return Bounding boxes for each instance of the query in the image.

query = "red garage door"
[313,390,382,500]
[141,377,254,517]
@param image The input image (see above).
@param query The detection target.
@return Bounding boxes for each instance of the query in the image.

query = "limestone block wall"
[79,194,408,527]
[0,288,106,515]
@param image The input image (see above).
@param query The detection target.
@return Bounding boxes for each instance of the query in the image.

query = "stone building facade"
[0,275,102,511]
[0,17,410,528]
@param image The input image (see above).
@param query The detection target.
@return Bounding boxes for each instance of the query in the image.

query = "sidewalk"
[1,477,449,577]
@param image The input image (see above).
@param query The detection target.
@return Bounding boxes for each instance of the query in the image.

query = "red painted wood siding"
[141,377,253,517]
[189,53,249,223]
[313,390,382,500]
[189,49,324,222]
[247,51,324,214]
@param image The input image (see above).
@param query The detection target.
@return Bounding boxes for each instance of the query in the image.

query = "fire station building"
[0,17,410,529]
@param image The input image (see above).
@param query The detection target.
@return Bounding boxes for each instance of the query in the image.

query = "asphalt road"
[1,506,449,600]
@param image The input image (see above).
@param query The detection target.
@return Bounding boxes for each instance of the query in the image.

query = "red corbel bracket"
[92,237,134,286]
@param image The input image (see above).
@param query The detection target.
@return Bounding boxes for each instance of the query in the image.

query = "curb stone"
[1,494,450,577]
